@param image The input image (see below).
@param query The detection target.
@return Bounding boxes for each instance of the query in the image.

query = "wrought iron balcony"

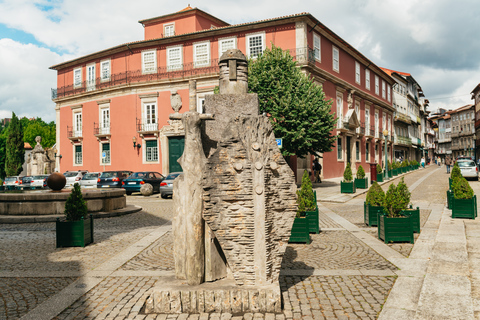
[94,122,111,136]
[136,118,159,133]
[67,125,82,139]
[395,136,412,146]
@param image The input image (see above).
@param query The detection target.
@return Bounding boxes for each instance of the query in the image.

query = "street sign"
[276,138,283,149]
[102,152,106,158]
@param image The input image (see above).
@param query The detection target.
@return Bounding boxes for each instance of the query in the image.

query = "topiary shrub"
[396,177,411,208]
[452,177,474,199]
[383,179,410,218]
[296,170,316,217]
[343,162,353,182]
[377,164,383,174]
[451,163,462,181]
[64,183,88,221]
[356,165,365,179]
[366,181,385,206]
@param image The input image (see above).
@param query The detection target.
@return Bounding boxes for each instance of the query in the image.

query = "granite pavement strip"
[0,165,455,320]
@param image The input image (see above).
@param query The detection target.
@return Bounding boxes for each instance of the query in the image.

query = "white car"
[457,160,478,180]
[80,172,101,188]
[64,171,88,188]
[30,175,49,189]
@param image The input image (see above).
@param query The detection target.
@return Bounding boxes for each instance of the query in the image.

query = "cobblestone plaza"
[0,165,470,319]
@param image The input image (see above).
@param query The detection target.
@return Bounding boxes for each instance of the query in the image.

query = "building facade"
[450,105,475,159]
[472,84,480,161]
[50,7,395,181]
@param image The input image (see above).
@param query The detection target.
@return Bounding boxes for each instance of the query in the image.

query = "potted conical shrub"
[452,177,477,219]
[56,183,93,247]
[364,181,385,226]
[378,181,414,244]
[397,178,420,233]
[290,171,313,243]
[341,162,356,193]
[376,164,384,182]
[447,163,462,209]
[355,165,368,189]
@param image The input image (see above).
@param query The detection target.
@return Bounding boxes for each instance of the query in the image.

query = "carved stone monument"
[26,136,55,176]
[145,49,297,314]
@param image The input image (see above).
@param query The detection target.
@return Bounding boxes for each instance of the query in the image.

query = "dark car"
[97,171,133,189]
[160,172,183,198]
[122,171,165,195]
[16,176,33,190]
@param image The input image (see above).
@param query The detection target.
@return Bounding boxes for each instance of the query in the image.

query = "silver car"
[160,172,183,198]
[64,171,88,188]
[30,175,49,189]
[457,160,478,180]
[80,172,101,188]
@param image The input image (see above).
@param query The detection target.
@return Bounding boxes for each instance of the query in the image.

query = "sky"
[0,0,479,122]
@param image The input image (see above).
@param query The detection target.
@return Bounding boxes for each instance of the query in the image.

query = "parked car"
[30,175,50,189]
[122,171,165,195]
[160,172,183,198]
[4,176,22,190]
[80,172,101,188]
[97,171,133,189]
[16,176,33,190]
[64,171,89,188]
[457,159,478,180]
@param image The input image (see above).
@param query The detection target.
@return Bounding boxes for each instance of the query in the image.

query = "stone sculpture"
[26,136,55,175]
[146,49,297,314]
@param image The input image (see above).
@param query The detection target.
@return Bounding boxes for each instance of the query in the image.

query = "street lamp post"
[383,129,389,180]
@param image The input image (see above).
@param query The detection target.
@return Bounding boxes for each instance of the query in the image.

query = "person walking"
[421,156,425,168]
[445,156,452,173]
[438,156,441,166]
[313,158,322,183]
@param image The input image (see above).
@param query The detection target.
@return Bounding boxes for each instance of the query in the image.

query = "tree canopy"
[5,112,25,176]
[23,118,56,149]
[248,45,337,158]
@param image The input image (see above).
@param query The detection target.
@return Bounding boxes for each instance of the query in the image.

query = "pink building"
[50,6,394,181]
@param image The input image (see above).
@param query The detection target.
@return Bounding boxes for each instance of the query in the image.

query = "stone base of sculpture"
[144,278,282,314]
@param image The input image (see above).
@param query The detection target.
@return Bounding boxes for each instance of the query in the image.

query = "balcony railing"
[136,118,159,133]
[395,135,412,146]
[51,47,316,100]
[67,125,82,138]
[94,122,111,136]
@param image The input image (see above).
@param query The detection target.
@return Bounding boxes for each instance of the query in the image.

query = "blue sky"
[0,0,479,122]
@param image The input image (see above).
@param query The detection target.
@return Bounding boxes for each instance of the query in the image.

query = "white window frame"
[99,105,110,135]
[218,37,237,56]
[365,69,370,90]
[167,45,183,71]
[74,144,82,166]
[246,32,265,58]
[164,23,175,37]
[100,142,111,165]
[337,137,343,160]
[313,33,321,61]
[86,63,95,92]
[375,110,379,138]
[100,59,111,82]
[382,80,386,99]
[375,76,379,95]
[332,46,339,72]
[387,85,391,102]
[355,140,360,161]
[142,49,157,74]
[74,111,82,137]
[197,96,205,114]
[355,61,361,84]
[194,41,210,68]
[144,139,159,163]
[365,108,370,134]
[366,142,370,162]
[74,67,82,88]
[143,102,157,131]
[355,101,360,134]
[336,92,343,128]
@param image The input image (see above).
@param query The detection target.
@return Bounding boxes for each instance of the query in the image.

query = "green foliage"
[366,181,385,206]
[23,118,56,149]
[452,177,474,199]
[377,164,382,174]
[401,161,407,167]
[5,113,25,177]
[248,45,336,158]
[296,170,316,217]
[451,163,462,180]
[356,165,365,179]
[64,183,88,221]
[383,178,411,217]
[343,162,353,182]
[0,127,7,179]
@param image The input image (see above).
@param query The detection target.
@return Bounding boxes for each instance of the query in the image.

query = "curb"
[0,205,142,224]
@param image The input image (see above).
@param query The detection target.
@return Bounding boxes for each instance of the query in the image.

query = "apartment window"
[247,32,265,58]
[375,76,379,95]
[167,46,182,71]
[101,143,110,164]
[366,142,370,162]
[197,97,205,114]
[194,42,210,67]
[355,101,360,134]
[75,145,82,165]
[337,137,342,160]
[375,111,379,138]
[336,93,343,128]
[332,46,339,72]
[382,81,386,99]
[74,68,82,88]
[143,103,157,131]
[219,37,236,56]
[365,69,370,90]
[101,60,110,81]
[356,141,360,161]
[355,61,361,84]
[387,85,391,101]
[313,33,321,61]
[142,50,157,74]
[164,24,174,37]
[100,107,110,135]
[383,114,386,132]
[365,109,370,133]
[145,140,158,162]
[74,112,82,137]
[86,64,95,91]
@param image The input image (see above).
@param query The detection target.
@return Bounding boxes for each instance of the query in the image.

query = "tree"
[5,112,25,176]
[0,127,7,179]
[23,120,56,148]
[248,45,337,158]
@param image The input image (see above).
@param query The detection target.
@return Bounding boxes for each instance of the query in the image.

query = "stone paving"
[0,165,451,319]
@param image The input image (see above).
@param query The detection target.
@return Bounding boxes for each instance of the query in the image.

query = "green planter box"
[401,167,406,173]
[355,178,368,189]
[402,207,420,233]
[364,202,383,227]
[306,207,320,234]
[289,217,310,243]
[452,195,477,219]
[377,172,384,183]
[447,190,453,209]
[56,215,94,248]
[378,214,414,244]
[341,181,356,193]
[388,170,392,178]
[449,177,453,190]
[392,168,398,176]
